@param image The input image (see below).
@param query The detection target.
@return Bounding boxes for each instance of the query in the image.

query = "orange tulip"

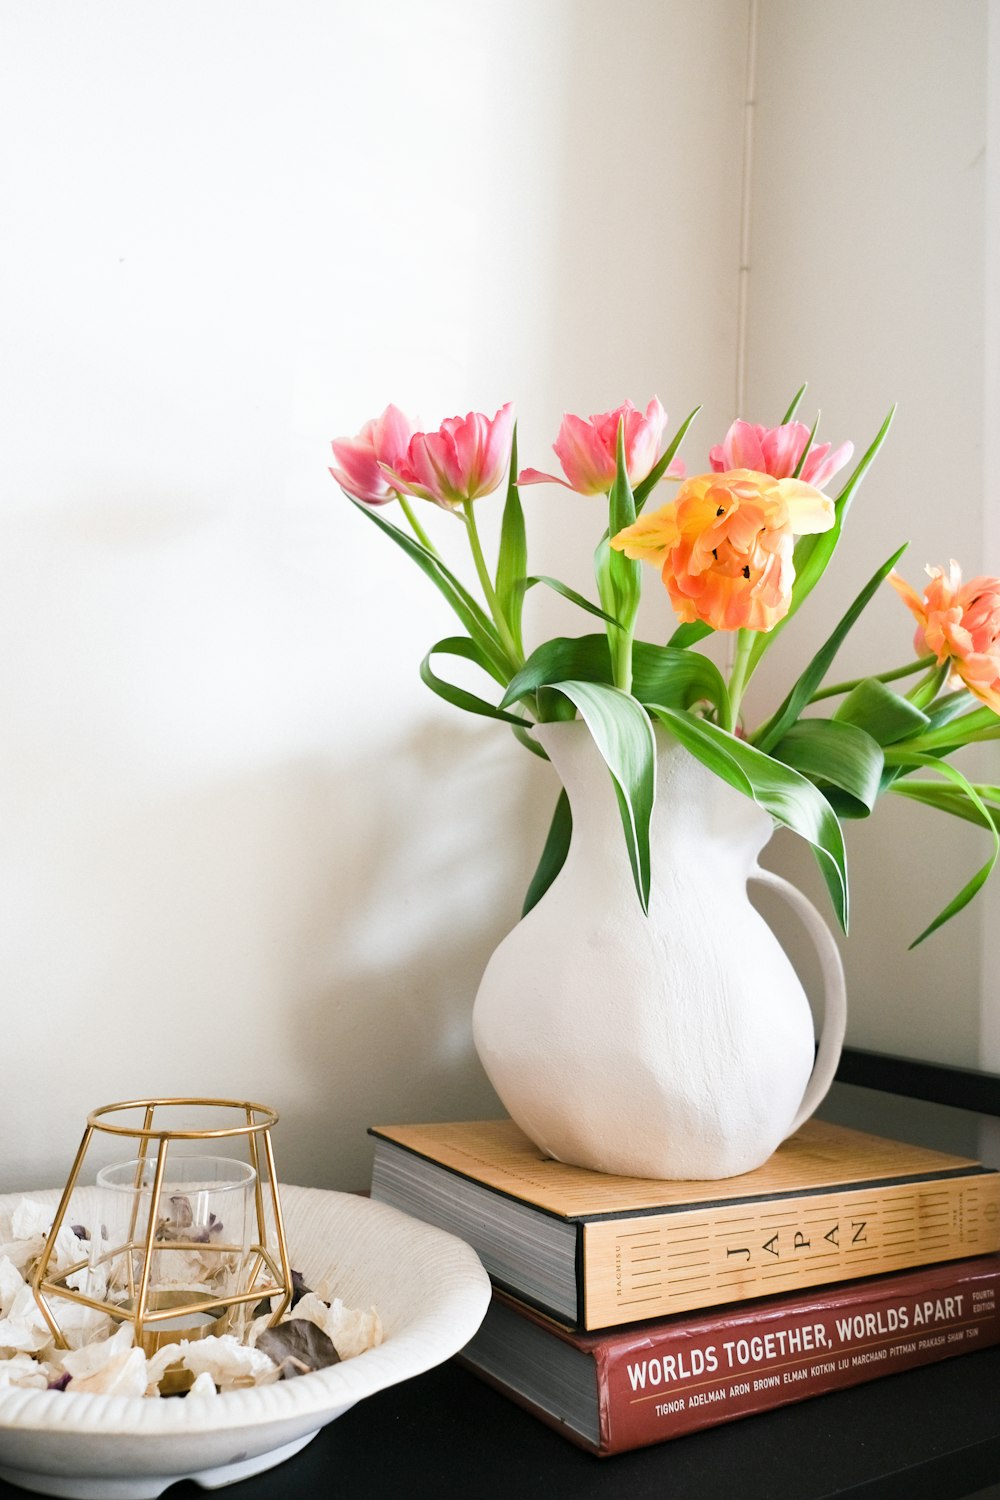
[889,562,1000,713]
[610,469,834,632]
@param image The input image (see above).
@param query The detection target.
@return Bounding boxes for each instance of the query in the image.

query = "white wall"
[0,0,749,1190]
[985,0,1000,1074]
[1,0,994,1199]
[745,0,997,1070]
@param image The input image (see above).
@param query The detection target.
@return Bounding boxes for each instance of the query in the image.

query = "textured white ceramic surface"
[474,723,847,1180]
[0,1184,491,1499]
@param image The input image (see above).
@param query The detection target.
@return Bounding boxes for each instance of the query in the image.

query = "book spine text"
[583,1172,1000,1328]
[601,1263,1000,1453]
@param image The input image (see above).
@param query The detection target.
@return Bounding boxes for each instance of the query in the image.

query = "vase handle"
[750,867,848,1137]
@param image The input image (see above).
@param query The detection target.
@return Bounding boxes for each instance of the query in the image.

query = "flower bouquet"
[330,391,1000,949]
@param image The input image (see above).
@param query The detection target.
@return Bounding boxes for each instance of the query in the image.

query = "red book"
[457,1254,1000,1456]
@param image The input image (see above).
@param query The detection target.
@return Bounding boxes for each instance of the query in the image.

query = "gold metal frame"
[31,1098,293,1352]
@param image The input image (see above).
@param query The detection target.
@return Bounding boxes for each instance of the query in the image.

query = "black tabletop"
[2,1346,993,1500]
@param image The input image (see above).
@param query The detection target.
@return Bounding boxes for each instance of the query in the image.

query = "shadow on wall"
[0,717,553,1194]
[281,717,555,1190]
[0,503,556,1195]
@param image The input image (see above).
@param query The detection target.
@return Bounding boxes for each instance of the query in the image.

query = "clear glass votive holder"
[32,1097,293,1358]
[93,1154,256,1352]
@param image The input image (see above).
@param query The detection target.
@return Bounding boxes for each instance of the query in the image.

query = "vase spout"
[536,720,774,888]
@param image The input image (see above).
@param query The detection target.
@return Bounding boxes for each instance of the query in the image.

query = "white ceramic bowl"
[0,1184,491,1499]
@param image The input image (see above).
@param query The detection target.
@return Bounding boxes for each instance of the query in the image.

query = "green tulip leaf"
[890,778,1000,831]
[501,635,728,718]
[420,638,533,726]
[780,383,808,424]
[526,575,620,627]
[521,789,572,916]
[896,704,1000,756]
[632,644,729,716]
[745,405,897,679]
[667,620,714,649]
[633,406,701,513]
[501,635,614,709]
[549,681,655,914]
[594,534,617,632]
[510,723,550,760]
[350,500,511,682]
[495,426,527,656]
[886,754,1000,945]
[770,718,884,818]
[754,543,907,753]
[790,411,820,479]
[605,424,641,643]
[833,678,930,746]
[924,689,978,732]
[651,706,849,932]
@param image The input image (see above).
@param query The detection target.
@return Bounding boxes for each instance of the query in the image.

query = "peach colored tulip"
[889,562,1000,713]
[710,419,853,492]
[610,469,834,632]
[329,404,415,505]
[385,404,515,510]
[518,397,678,495]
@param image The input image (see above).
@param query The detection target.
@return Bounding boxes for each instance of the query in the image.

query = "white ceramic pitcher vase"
[472,721,847,1180]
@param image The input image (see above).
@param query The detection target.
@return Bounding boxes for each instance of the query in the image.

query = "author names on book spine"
[606,1281,999,1446]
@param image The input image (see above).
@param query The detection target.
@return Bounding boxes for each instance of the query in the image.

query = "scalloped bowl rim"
[0,1182,491,1480]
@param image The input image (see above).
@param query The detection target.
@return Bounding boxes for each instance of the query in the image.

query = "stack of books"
[369,1116,1000,1456]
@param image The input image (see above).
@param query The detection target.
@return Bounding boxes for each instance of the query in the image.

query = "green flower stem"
[398,496,437,554]
[462,500,523,667]
[723,629,755,733]
[887,722,1000,760]
[613,626,634,695]
[808,654,936,704]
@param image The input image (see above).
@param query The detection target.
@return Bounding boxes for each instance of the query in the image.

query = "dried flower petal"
[144,1344,183,1392]
[0,1353,50,1389]
[254,1318,341,1378]
[0,1235,44,1275]
[58,1325,134,1382]
[0,1284,55,1354]
[0,1256,25,1319]
[69,1347,148,1397]
[186,1370,219,1399]
[163,1335,278,1391]
[8,1201,91,1289]
[46,1300,111,1349]
[0,1200,381,1396]
[10,1202,52,1242]
[292,1293,383,1360]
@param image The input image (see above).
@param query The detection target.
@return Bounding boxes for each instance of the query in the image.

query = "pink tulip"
[518,397,678,495]
[889,561,1000,713]
[384,404,515,510]
[329,405,415,505]
[709,420,853,492]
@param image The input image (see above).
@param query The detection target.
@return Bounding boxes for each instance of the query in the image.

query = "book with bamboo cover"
[368,1118,1000,1330]
[458,1256,1000,1455]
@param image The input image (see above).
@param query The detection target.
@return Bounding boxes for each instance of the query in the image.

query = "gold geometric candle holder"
[31,1098,293,1355]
